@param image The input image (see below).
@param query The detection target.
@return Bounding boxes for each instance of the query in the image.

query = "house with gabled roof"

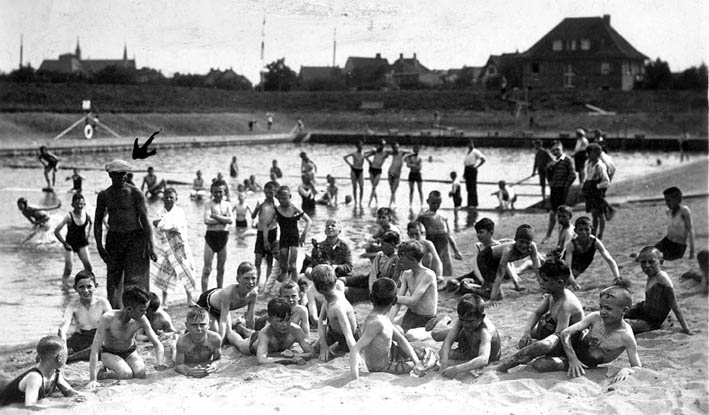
[390,53,441,88]
[38,39,136,75]
[517,15,648,90]
[344,53,390,90]
[478,53,522,88]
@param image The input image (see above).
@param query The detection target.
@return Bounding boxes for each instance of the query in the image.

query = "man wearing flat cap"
[95,159,156,307]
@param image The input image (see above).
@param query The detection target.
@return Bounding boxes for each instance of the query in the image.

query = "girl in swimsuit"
[275,186,311,282]
[54,193,93,284]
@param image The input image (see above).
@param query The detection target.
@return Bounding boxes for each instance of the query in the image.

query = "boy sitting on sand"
[350,278,439,379]
[655,187,695,260]
[87,286,166,390]
[0,336,82,407]
[494,259,585,372]
[563,216,621,290]
[416,191,462,276]
[625,246,691,334]
[58,270,112,362]
[387,241,438,333]
[174,307,222,378]
[313,264,360,361]
[196,261,257,346]
[438,294,501,378]
[406,221,443,278]
[255,281,310,338]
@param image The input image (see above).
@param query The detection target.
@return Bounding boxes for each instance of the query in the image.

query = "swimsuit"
[476,246,502,285]
[66,328,97,354]
[248,331,259,354]
[204,230,229,252]
[555,330,605,368]
[65,212,89,252]
[351,167,363,179]
[655,236,687,261]
[625,283,674,331]
[197,288,221,321]
[400,310,437,332]
[254,228,278,255]
[235,219,248,229]
[533,313,557,340]
[369,167,382,177]
[301,192,316,212]
[408,171,422,183]
[451,183,462,207]
[101,343,137,360]
[71,176,83,192]
[325,324,361,352]
[571,236,597,275]
[0,367,56,406]
[275,209,303,248]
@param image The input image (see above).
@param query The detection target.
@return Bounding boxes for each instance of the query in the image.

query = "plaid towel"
[151,229,196,296]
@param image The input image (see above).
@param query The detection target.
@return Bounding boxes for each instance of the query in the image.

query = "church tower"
[75,37,81,60]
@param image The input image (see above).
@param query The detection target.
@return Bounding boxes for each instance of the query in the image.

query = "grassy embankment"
[0,82,706,139]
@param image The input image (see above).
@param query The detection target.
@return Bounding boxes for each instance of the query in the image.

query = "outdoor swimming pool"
[0,141,681,348]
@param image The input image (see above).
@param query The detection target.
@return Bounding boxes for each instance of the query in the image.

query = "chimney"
[399,53,403,59]
[375,53,381,59]
[413,53,417,60]
[602,14,610,25]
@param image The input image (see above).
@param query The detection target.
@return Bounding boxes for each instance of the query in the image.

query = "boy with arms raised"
[388,241,439,332]
[87,286,165,390]
[439,294,501,378]
[196,261,257,346]
[416,191,462,276]
[626,246,691,334]
[350,278,436,379]
[58,270,112,362]
[174,307,221,378]
[313,264,360,361]
[655,186,695,260]
[494,259,584,372]
[563,216,621,290]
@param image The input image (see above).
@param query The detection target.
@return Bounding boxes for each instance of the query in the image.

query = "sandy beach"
[1,159,707,415]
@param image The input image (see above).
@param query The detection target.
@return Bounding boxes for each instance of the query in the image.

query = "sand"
[1,161,707,415]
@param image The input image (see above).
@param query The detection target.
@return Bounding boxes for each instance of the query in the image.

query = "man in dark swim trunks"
[201,184,233,291]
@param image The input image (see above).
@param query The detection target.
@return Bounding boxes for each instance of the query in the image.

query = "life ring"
[83,124,94,140]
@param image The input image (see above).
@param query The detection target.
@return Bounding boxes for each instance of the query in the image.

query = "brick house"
[517,15,647,90]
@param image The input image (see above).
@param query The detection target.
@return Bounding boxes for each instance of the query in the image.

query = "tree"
[641,58,672,89]
[92,65,137,84]
[262,58,298,91]
[673,64,708,90]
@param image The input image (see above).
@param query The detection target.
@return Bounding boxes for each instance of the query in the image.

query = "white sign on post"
[82,100,91,111]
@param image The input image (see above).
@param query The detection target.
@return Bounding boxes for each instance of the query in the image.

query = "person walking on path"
[463,140,486,208]
[94,159,156,308]
[543,141,576,241]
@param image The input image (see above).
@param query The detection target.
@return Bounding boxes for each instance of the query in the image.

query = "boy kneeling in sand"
[494,259,584,372]
[438,294,501,379]
[350,278,439,379]
[313,264,360,361]
[174,307,221,378]
[87,286,166,390]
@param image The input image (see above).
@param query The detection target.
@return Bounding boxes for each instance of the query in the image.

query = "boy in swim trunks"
[17,197,61,228]
[38,145,59,190]
[385,141,409,208]
[86,286,166,390]
[141,166,167,199]
[196,261,258,346]
[54,193,93,284]
[58,270,112,362]
[343,140,366,208]
[416,191,462,276]
[364,140,389,208]
[232,191,252,247]
[174,307,222,378]
[655,186,695,260]
[563,216,621,290]
[387,241,438,333]
[313,265,360,360]
[350,278,437,379]
[439,294,501,378]
[625,246,691,334]
[494,259,584,372]
[201,184,233,291]
[404,144,424,208]
[65,168,86,194]
[252,181,279,288]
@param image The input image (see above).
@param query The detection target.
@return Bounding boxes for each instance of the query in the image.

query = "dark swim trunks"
[369,167,382,177]
[351,168,363,179]
[66,329,96,353]
[408,171,422,183]
[235,219,248,229]
[325,325,361,352]
[655,237,687,261]
[625,283,674,332]
[554,330,603,368]
[205,230,229,252]
[400,309,436,332]
[197,288,221,321]
[533,314,557,340]
[254,228,278,255]
[248,331,259,355]
[101,343,137,360]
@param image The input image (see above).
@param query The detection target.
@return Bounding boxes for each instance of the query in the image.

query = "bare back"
[361,314,394,371]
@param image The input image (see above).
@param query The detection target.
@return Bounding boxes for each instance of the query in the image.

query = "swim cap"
[514,224,534,241]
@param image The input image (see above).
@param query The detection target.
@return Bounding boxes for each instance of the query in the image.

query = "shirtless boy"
[313,264,360,360]
[404,144,424,208]
[201,184,233,291]
[141,166,167,199]
[145,292,176,335]
[174,307,222,378]
[625,246,691,334]
[417,191,462,276]
[655,187,695,260]
[406,221,443,278]
[38,146,59,190]
[87,286,166,390]
[494,259,584,372]
[386,142,409,208]
[563,216,621,290]
[364,140,389,207]
[255,281,310,337]
[58,270,112,362]
[439,294,501,378]
[343,141,366,208]
[196,261,257,346]
[551,205,574,256]
[350,278,433,379]
[388,241,438,333]
[252,182,279,287]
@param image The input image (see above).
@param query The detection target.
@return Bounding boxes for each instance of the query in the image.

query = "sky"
[1,0,707,84]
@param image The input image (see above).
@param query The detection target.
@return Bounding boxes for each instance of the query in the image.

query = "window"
[601,62,610,75]
[570,40,577,51]
[531,63,540,74]
[581,39,590,50]
[552,40,563,51]
[564,64,575,88]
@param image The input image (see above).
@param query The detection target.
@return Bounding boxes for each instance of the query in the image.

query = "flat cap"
[104,159,132,173]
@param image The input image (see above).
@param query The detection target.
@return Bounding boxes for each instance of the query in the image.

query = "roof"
[81,59,136,72]
[344,56,390,71]
[38,60,70,72]
[390,56,430,75]
[299,66,342,82]
[520,16,648,61]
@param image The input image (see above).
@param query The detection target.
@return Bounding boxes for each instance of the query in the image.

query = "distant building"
[344,53,390,90]
[38,39,136,75]
[517,15,647,90]
[478,53,522,88]
[298,66,346,90]
[390,53,440,88]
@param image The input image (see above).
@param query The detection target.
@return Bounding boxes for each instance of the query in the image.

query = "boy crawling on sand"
[438,294,501,379]
[313,264,360,361]
[350,278,439,379]
[174,307,221,378]
[87,286,166,390]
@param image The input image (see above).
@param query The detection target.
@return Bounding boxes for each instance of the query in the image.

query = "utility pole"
[19,34,23,69]
[332,27,336,67]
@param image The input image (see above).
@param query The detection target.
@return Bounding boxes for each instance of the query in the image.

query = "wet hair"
[406,221,424,232]
[450,171,457,179]
[381,230,401,246]
[457,294,485,318]
[299,151,307,159]
[71,193,85,205]
[311,264,336,293]
[638,246,663,264]
[599,285,632,309]
[163,187,177,197]
[498,180,506,188]
[539,258,570,283]
[514,224,535,241]
[39,146,48,152]
[276,185,291,196]
[186,306,209,323]
[663,187,682,200]
[376,207,393,218]
[370,278,397,307]
[427,190,442,200]
[122,285,151,308]
[73,270,97,288]
[279,281,300,296]
[264,181,278,191]
[556,205,573,216]
[237,261,256,277]
[267,297,293,320]
[474,218,495,233]
[37,335,65,360]
[147,166,154,172]
[575,216,592,227]
[532,139,542,147]
[398,240,425,261]
[148,292,161,312]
